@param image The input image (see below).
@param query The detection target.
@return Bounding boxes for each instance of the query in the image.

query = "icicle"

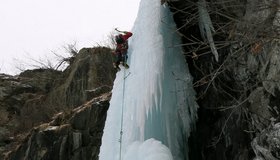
[198,0,219,62]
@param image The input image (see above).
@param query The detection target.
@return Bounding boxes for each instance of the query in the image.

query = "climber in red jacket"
[113,29,133,71]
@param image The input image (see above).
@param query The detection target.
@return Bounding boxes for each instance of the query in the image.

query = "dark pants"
[115,52,127,66]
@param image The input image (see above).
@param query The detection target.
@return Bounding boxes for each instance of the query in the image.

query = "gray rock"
[5,93,110,160]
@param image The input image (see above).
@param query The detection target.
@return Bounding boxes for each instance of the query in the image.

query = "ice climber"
[113,28,133,71]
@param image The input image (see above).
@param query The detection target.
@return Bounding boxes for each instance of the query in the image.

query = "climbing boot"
[123,63,129,69]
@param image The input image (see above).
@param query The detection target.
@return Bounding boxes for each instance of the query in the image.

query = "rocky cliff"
[167,0,280,159]
[0,47,116,159]
[5,93,110,160]
[2,1,280,160]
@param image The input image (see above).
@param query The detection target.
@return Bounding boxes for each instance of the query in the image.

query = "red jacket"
[115,32,133,54]
[121,32,133,41]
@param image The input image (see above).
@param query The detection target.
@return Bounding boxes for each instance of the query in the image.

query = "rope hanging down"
[119,60,129,160]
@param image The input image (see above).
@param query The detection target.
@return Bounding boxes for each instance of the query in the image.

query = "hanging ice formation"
[198,0,219,61]
[99,0,198,159]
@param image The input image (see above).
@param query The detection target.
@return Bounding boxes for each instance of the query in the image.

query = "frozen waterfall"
[99,0,198,159]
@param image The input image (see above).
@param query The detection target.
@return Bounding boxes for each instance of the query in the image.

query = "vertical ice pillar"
[99,0,198,160]
[142,3,198,160]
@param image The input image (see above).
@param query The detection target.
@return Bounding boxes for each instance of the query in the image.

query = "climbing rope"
[119,58,128,160]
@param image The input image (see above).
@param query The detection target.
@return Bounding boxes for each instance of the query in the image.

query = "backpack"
[115,35,125,44]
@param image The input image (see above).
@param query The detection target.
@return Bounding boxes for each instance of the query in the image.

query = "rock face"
[2,1,279,159]
[252,123,280,160]
[46,47,116,108]
[5,93,110,160]
[0,71,62,156]
[168,0,280,159]
[0,47,116,159]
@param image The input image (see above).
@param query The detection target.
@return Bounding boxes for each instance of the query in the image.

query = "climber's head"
[115,34,124,44]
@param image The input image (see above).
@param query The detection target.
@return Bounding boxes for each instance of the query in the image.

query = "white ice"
[99,0,198,160]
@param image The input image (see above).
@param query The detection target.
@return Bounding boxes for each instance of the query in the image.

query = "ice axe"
[115,28,127,34]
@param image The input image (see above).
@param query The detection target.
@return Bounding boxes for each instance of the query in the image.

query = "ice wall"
[99,0,198,159]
